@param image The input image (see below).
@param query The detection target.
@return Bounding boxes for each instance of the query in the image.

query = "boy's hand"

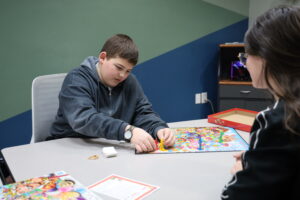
[157,128,175,147]
[130,127,157,153]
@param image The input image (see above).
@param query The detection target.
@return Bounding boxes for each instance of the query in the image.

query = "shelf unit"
[218,43,273,112]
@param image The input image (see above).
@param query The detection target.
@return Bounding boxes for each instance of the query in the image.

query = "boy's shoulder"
[123,73,138,84]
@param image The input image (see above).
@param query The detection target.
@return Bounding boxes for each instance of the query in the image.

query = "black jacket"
[221,100,300,200]
[50,56,168,140]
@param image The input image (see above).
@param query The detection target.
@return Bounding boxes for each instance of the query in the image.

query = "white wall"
[249,0,300,27]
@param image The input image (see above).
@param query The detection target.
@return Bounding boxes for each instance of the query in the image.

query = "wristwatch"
[124,125,135,142]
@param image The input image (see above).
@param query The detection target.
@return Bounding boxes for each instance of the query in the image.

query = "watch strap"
[124,125,135,142]
[127,125,135,132]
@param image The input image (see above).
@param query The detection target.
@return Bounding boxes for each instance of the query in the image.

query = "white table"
[1,119,249,200]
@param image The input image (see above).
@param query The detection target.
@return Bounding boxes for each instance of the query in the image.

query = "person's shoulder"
[256,100,300,145]
[64,67,83,82]
[124,73,139,85]
[67,66,81,75]
[66,57,97,79]
[64,66,95,87]
[118,73,142,93]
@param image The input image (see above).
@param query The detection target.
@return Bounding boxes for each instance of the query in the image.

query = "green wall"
[0,0,248,121]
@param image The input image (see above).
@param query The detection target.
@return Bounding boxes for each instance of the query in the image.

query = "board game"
[150,126,248,154]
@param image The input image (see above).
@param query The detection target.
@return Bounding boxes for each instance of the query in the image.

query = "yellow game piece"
[159,138,166,151]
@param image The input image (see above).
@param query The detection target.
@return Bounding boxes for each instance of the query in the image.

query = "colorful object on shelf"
[230,60,251,81]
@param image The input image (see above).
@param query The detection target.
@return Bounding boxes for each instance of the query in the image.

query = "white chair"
[31,73,67,143]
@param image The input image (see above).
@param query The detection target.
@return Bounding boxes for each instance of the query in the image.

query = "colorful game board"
[150,126,248,154]
[0,171,100,200]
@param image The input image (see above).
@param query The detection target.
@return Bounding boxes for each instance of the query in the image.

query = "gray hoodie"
[50,56,168,140]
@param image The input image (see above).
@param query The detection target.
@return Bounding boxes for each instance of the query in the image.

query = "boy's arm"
[130,80,168,138]
[58,72,128,140]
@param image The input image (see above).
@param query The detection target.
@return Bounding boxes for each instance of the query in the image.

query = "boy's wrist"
[154,126,168,139]
[124,125,135,142]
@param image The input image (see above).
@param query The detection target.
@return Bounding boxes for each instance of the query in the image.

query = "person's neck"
[96,62,112,89]
[96,62,103,82]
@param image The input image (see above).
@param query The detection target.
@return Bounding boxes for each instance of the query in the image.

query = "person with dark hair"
[221,6,300,200]
[50,34,175,153]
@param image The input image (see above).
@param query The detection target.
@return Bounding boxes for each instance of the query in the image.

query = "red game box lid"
[208,108,258,132]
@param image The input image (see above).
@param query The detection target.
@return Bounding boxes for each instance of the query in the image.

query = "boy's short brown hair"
[101,34,139,65]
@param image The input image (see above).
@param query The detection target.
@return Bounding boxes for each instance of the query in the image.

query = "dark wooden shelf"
[219,43,245,48]
[218,43,272,112]
[219,80,252,85]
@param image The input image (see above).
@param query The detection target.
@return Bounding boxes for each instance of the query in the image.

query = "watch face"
[124,130,132,140]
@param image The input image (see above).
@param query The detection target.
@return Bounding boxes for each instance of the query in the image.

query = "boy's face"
[98,52,134,87]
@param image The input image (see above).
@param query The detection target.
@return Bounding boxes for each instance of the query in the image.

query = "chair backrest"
[31,73,67,143]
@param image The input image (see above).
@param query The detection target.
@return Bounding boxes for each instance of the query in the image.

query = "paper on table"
[88,174,159,200]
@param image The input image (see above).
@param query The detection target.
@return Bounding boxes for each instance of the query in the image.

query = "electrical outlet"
[195,93,201,104]
[201,92,207,103]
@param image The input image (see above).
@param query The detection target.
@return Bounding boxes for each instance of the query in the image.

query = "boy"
[50,34,175,153]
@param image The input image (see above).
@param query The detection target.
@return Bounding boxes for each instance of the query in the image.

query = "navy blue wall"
[134,19,248,122]
[0,19,248,150]
[0,111,32,149]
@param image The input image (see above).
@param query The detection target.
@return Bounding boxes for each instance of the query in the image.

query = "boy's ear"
[99,52,107,63]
